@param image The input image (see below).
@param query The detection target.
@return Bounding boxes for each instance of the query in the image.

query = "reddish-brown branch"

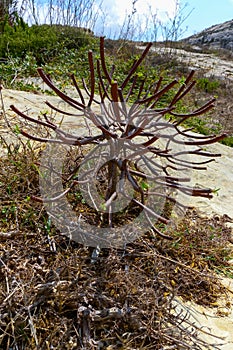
[10,105,56,130]
[20,130,61,143]
[169,70,196,106]
[70,73,85,105]
[137,80,178,105]
[99,36,112,84]
[37,68,85,111]
[121,42,153,90]
[45,101,84,117]
[88,50,95,107]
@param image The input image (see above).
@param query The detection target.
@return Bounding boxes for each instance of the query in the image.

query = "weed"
[196,77,220,93]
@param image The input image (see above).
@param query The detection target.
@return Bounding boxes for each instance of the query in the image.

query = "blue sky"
[20,0,233,40]
[183,0,233,37]
[93,0,233,40]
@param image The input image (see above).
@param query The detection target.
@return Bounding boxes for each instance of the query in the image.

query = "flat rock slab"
[1,86,100,128]
[137,45,233,80]
[0,87,101,154]
[180,141,233,221]
[176,277,233,350]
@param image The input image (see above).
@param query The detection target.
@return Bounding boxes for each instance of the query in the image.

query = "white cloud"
[95,0,180,40]
[100,0,178,23]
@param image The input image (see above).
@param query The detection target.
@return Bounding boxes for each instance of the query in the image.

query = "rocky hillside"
[183,19,233,51]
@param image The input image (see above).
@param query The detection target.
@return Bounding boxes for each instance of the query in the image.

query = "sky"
[95,0,233,40]
[181,0,233,38]
[18,0,233,41]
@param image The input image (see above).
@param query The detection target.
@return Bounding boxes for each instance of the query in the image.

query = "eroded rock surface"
[183,19,233,51]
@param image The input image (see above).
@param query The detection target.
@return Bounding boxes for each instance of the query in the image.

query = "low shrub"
[0,21,95,65]
[196,77,220,93]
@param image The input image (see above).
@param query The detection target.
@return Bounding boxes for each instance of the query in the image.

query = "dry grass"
[0,123,232,349]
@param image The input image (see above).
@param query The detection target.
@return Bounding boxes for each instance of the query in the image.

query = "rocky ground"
[136,43,233,141]
[152,46,233,80]
[183,19,233,52]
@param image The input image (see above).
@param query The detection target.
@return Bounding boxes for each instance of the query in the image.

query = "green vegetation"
[0,18,97,88]
[196,77,220,93]
[0,18,95,63]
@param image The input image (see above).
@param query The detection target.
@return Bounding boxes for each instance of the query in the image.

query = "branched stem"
[9,37,227,240]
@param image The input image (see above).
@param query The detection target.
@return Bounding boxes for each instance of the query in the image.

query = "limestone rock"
[183,19,233,51]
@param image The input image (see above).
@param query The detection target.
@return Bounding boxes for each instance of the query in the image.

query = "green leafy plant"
[196,77,220,93]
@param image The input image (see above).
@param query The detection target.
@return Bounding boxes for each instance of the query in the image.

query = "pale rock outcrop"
[183,19,233,51]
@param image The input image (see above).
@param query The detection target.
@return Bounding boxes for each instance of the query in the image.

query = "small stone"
[226,222,233,230]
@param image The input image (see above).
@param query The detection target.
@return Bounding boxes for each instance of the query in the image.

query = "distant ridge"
[182,19,233,51]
